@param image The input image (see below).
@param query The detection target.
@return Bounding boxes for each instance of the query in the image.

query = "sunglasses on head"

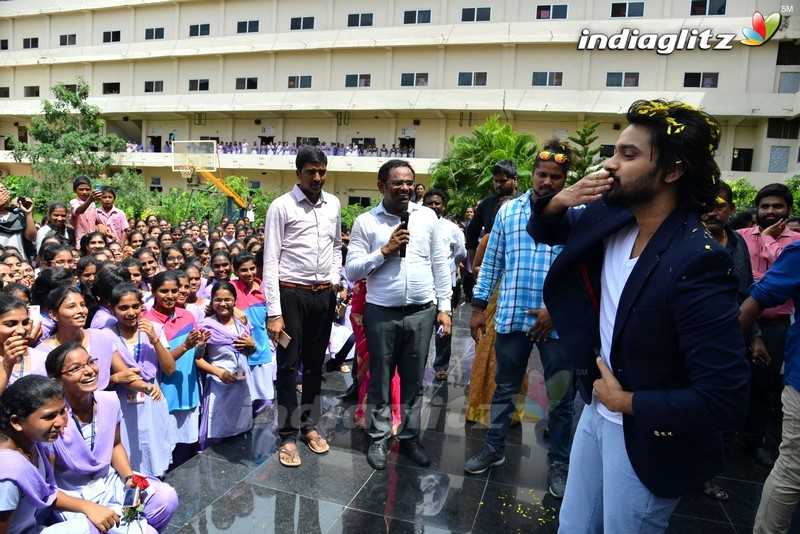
[538,151,568,164]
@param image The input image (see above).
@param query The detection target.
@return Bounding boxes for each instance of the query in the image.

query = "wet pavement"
[164,302,796,533]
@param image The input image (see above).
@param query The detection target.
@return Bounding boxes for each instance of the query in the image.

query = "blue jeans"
[485,331,574,464]
[559,400,679,533]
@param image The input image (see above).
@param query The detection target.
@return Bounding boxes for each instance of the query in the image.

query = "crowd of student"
[0,175,275,532]
[165,139,416,158]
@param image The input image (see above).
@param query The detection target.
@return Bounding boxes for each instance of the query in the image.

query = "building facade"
[0,0,798,204]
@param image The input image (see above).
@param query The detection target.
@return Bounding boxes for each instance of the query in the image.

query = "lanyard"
[114,324,142,364]
[215,313,242,361]
[71,398,96,450]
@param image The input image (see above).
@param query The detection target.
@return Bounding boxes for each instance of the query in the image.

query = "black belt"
[374,301,433,314]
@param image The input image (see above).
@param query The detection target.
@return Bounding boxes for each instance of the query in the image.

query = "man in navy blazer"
[528,100,750,532]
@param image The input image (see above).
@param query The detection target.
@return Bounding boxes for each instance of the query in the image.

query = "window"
[767,118,800,139]
[189,79,209,91]
[606,71,639,87]
[349,196,373,207]
[287,75,312,89]
[731,148,753,172]
[102,82,121,94]
[683,72,718,88]
[347,13,374,27]
[462,7,491,22]
[249,181,261,189]
[189,24,210,37]
[779,72,800,94]
[599,144,616,158]
[778,42,800,65]
[611,2,644,17]
[0,87,9,98]
[102,31,121,43]
[769,146,790,173]
[458,71,487,86]
[144,80,164,93]
[403,10,432,24]
[345,74,371,88]
[63,84,77,93]
[237,20,259,33]
[401,72,429,87]
[22,37,39,49]
[59,34,76,46]
[690,0,725,15]
[23,86,40,97]
[235,77,258,90]
[145,27,164,40]
[0,40,7,50]
[532,71,563,86]
[536,4,568,19]
[290,17,314,30]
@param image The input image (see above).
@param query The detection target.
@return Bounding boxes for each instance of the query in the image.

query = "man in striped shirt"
[465,140,576,499]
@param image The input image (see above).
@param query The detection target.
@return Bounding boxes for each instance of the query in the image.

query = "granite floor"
[163,303,798,533]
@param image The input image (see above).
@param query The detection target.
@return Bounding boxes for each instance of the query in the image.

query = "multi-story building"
[0,0,798,205]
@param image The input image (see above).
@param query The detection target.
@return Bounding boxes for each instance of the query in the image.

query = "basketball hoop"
[177,165,196,182]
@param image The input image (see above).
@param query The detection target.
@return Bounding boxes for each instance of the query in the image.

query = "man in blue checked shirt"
[465,139,576,499]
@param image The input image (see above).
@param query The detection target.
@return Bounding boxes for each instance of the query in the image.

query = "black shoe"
[325,359,340,373]
[400,440,431,467]
[337,383,358,401]
[367,443,388,470]
[749,447,776,467]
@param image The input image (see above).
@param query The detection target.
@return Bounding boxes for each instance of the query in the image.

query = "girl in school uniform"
[110,283,173,478]
[0,375,121,533]
[196,281,255,450]
[143,271,208,467]
[46,343,178,533]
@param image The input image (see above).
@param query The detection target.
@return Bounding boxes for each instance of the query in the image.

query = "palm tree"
[429,116,539,216]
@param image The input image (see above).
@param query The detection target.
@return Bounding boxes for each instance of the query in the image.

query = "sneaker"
[548,461,568,499]
[464,445,505,474]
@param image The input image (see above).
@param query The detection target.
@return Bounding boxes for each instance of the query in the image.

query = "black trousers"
[364,302,437,443]
[275,285,335,442]
[743,319,790,449]
[432,284,459,372]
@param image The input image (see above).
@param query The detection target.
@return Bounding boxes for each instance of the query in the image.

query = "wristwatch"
[439,310,452,316]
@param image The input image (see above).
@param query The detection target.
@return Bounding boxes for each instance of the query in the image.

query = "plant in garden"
[567,121,604,185]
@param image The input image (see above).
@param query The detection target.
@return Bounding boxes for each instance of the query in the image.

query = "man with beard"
[465,140,575,501]
[464,160,521,269]
[699,180,769,500]
[737,183,800,466]
[346,160,452,470]
[529,100,749,530]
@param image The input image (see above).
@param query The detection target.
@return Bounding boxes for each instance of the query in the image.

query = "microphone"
[399,211,409,258]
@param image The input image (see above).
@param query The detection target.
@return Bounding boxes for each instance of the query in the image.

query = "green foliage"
[429,115,538,216]
[5,77,124,209]
[340,199,379,231]
[786,175,800,215]
[3,175,37,202]
[96,169,160,220]
[725,177,758,210]
[567,121,604,185]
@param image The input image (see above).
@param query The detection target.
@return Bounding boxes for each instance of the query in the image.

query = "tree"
[6,77,125,207]
[786,175,800,215]
[725,177,758,210]
[567,121,604,185]
[429,116,539,216]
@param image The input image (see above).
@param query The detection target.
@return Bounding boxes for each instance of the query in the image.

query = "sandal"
[435,370,448,381]
[301,430,330,454]
[339,364,350,374]
[701,481,728,501]
[278,443,301,467]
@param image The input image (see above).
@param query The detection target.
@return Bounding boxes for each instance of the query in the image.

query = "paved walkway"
[164,303,795,533]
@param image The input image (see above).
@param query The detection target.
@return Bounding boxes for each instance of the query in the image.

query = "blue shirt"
[473,190,562,335]
[749,240,800,391]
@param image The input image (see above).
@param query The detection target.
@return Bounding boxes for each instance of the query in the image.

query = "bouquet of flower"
[122,474,150,531]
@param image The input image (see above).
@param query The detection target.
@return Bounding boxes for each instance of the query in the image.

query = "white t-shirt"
[597,222,639,425]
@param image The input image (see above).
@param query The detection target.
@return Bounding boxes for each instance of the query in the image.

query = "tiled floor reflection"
[165,302,800,533]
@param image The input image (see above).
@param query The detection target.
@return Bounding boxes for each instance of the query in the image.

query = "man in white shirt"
[346,159,452,470]
[422,188,466,381]
[263,146,342,468]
